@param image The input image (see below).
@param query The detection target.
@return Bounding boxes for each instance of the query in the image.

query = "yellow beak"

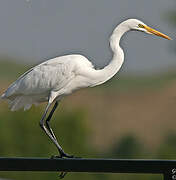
[143,25,171,40]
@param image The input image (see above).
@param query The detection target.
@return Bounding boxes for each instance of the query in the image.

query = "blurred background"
[0,0,175,180]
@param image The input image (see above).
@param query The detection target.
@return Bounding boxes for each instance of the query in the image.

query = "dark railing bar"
[164,172,173,180]
[0,157,175,180]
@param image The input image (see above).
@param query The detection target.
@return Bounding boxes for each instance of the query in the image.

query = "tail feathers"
[8,96,33,111]
[1,93,39,111]
[1,93,6,99]
[24,104,32,111]
[0,93,6,103]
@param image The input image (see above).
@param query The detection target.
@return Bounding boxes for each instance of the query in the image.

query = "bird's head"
[123,19,171,40]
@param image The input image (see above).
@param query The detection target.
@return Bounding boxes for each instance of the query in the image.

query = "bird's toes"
[50,154,74,159]
[59,172,68,179]
[50,155,62,159]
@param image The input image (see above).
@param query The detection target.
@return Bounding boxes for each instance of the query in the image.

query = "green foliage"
[0,59,31,81]
[109,134,143,159]
[157,133,176,159]
[0,106,167,180]
[0,103,175,180]
[165,10,176,26]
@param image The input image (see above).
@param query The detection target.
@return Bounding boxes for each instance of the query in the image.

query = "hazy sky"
[0,0,175,74]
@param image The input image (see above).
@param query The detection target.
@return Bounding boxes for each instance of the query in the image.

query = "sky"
[0,0,175,75]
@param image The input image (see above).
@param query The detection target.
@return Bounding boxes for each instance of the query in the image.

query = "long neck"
[91,23,130,86]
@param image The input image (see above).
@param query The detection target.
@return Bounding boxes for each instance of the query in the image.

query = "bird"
[1,19,171,158]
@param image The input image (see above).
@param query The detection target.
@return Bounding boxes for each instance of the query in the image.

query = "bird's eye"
[138,24,144,28]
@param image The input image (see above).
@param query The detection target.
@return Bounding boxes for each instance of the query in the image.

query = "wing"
[2,55,79,98]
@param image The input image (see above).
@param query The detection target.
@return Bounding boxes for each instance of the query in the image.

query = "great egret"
[1,19,171,158]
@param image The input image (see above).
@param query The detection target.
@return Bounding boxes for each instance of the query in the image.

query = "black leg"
[45,101,58,140]
[39,102,73,158]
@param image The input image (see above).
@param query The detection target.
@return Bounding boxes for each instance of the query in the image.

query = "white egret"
[1,19,171,158]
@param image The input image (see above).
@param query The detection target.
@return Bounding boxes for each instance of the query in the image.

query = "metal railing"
[0,157,175,180]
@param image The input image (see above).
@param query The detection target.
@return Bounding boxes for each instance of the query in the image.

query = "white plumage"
[1,54,94,111]
[0,19,170,158]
